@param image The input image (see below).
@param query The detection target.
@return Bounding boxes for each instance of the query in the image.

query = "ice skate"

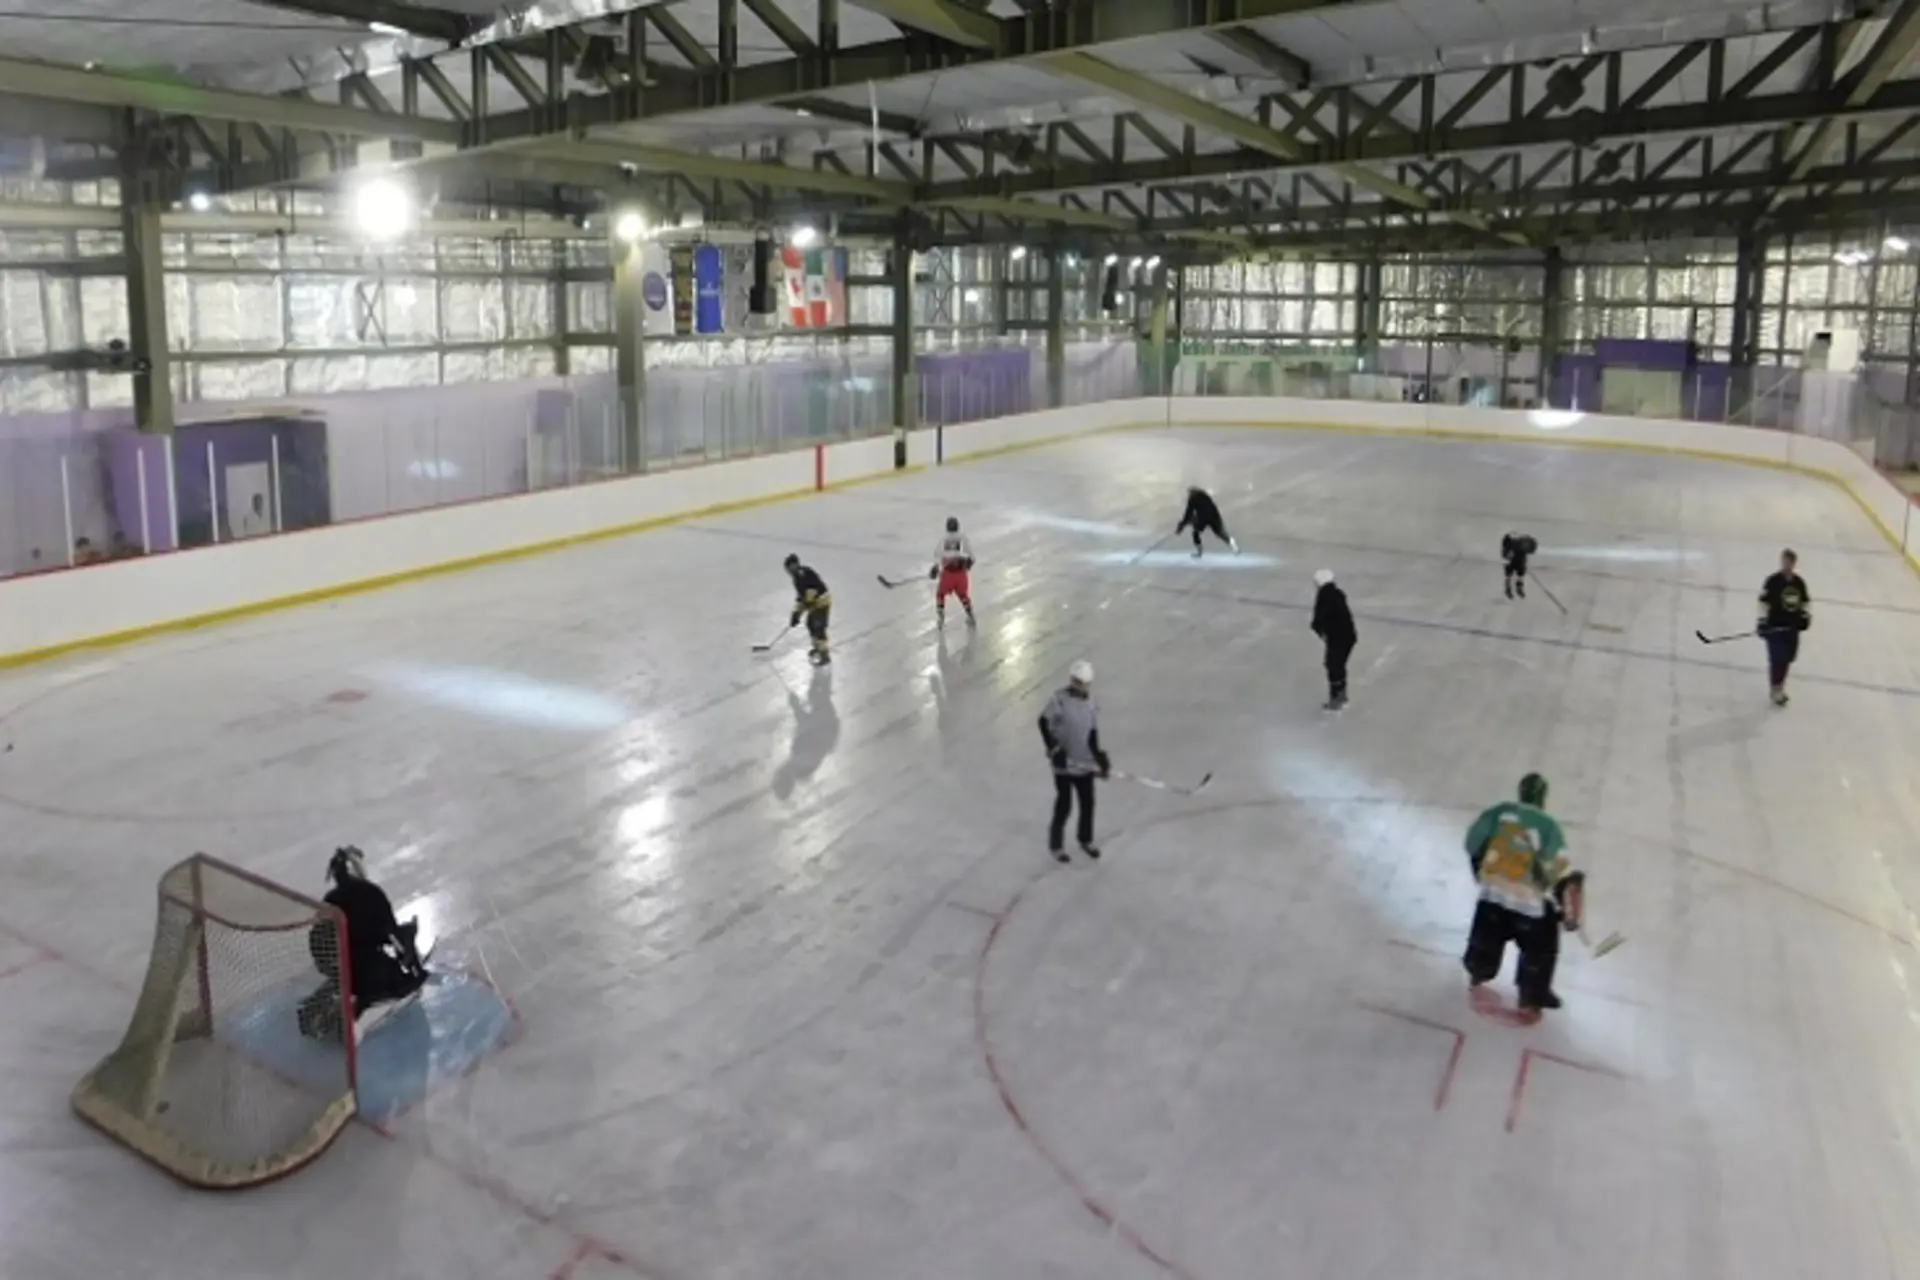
[1079,842,1101,860]
[1050,846,1069,864]
[1191,546,1202,559]
[965,610,976,627]
[1770,685,1788,706]
[810,649,831,667]
[936,609,945,629]
[1504,579,1513,599]
[1518,989,1562,1013]
[1516,580,1526,599]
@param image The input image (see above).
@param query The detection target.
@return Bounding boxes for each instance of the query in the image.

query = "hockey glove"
[789,611,801,628]
[929,565,939,580]
[1049,747,1068,771]
[1094,750,1111,778]
[963,557,974,570]
[1797,613,1811,632]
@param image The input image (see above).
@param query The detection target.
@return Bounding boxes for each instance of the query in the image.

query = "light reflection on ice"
[1083,550,1284,570]
[372,661,629,730]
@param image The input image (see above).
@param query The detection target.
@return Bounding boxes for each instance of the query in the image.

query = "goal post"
[71,853,360,1188]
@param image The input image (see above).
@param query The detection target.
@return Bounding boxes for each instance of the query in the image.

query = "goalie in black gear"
[1176,487,1237,558]
[784,554,832,666]
[298,846,429,1040]
[1502,532,1537,599]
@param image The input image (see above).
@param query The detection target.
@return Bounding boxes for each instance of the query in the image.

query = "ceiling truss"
[6,0,1920,259]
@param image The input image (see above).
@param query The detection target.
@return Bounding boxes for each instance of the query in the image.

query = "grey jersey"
[1041,687,1101,775]
[935,532,973,570]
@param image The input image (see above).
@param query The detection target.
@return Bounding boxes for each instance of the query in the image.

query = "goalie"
[298,846,430,1040]
[1461,773,1582,1015]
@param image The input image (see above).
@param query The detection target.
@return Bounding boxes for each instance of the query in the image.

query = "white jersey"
[935,532,974,571]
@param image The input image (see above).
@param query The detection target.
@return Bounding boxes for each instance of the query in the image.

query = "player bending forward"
[1501,532,1537,599]
[1758,548,1810,706]
[1177,487,1238,558]
[1038,660,1110,863]
[298,846,430,1041]
[1461,773,1584,1015]
[930,516,976,627]
[784,553,832,666]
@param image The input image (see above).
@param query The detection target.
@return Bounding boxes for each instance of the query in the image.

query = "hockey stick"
[1578,924,1626,958]
[877,573,921,589]
[1129,530,1178,566]
[751,625,793,654]
[1532,572,1569,616]
[1695,628,1756,645]
[1111,769,1213,796]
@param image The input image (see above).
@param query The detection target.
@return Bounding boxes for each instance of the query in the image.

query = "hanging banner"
[804,248,829,327]
[781,246,808,327]
[825,248,848,327]
[638,243,674,337]
[693,244,725,335]
[723,245,755,332]
[669,245,695,335]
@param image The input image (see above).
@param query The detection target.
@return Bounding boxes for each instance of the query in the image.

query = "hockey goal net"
[71,853,358,1188]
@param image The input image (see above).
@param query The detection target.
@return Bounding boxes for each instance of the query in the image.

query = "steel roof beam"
[847,0,997,48]
[1209,28,1311,89]
[241,0,474,44]
[0,55,462,142]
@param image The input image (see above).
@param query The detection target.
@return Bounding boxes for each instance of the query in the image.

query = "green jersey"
[1464,801,1572,918]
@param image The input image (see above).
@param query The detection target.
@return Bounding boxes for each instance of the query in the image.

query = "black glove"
[1048,746,1067,770]
[929,565,939,580]
[1797,614,1811,632]
[789,611,801,628]
[1094,750,1111,777]
[963,557,974,570]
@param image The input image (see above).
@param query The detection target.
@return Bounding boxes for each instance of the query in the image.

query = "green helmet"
[1518,772,1549,807]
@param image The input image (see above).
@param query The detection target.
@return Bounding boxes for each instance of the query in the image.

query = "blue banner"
[693,245,724,335]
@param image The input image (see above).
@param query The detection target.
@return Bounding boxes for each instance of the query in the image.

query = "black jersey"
[1312,581,1356,645]
[1179,488,1222,531]
[324,876,402,971]
[1759,571,1810,633]
[789,565,830,612]
[1502,533,1537,565]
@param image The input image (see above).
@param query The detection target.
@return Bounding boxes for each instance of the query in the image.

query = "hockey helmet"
[1313,568,1335,586]
[1518,773,1549,807]
[783,553,801,572]
[328,846,367,884]
[1068,659,1094,687]
[946,516,960,533]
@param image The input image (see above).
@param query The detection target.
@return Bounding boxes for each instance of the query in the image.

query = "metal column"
[120,157,173,435]
[1146,264,1171,395]
[610,228,647,471]
[551,239,573,377]
[890,224,917,460]
[1540,247,1565,406]
[1354,259,1383,367]
[1046,249,1067,408]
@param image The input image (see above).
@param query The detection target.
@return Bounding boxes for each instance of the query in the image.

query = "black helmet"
[783,554,800,571]
[328,846,366,884]
[946,516,959,533]
[1518,773,1548,807]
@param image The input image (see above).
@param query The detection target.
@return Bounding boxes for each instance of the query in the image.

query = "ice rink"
[7,423,1920,1280]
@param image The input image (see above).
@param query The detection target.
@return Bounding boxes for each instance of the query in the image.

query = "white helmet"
[1068,659,1094,686]
[1313,568,1335,586]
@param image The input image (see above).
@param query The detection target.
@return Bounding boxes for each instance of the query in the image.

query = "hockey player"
[784,553,832,666]
[298,846,429,1039]
[1037,660,1110,863]
[1758,548,1811,706]
[1176,486,1237,558]
[1461,774,1583,1015]
[1501,532,1538,599]
[1311,568,1357,710]
[930,516,976,627]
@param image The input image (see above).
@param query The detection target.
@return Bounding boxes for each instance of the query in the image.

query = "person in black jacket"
[1176,487,1238,559]
[784,554,832,666]
[1758,548,1811,706]
[1311,568,1357,710]
[298,847,428,1039]
[1501,532,1538,599]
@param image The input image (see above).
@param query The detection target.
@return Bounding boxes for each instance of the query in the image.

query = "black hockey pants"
[1462,900,1560,1005]
[1049,773,1096,850]
[1190,517,1230,553]
[1764,627,1799,688]
[1324,637,1354,702]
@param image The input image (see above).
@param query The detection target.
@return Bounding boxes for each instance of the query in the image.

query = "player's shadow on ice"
[772,667,839,799]
[929,627,978,740]
[1667,709,1773,755]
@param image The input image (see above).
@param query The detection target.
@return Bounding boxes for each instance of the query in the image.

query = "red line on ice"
[1505,1046,1624,1134]
[1355,1002,1467,1111]
[973,871,1206,1280]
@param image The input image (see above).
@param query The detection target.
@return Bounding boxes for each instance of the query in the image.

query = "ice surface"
[5,426,1920,1280]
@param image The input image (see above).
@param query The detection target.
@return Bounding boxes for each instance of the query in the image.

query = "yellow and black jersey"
[790,565,831,613]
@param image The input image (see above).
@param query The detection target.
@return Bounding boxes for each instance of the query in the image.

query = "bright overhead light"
[1887,235,1911,253]
[1835,248,1870,266]
[963,287,982,304]
[789,224,819,249]
[1009,245,1027,262]
[794,107,814,117]
[1103,253,1118,266]
[186,190,211,213]
[1129,256,1144,269]
[613,209,647,243]
[352,177,414,241]
[367,20,407,36]
[1064,253,1079,268]
[1145,255,1161,269]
